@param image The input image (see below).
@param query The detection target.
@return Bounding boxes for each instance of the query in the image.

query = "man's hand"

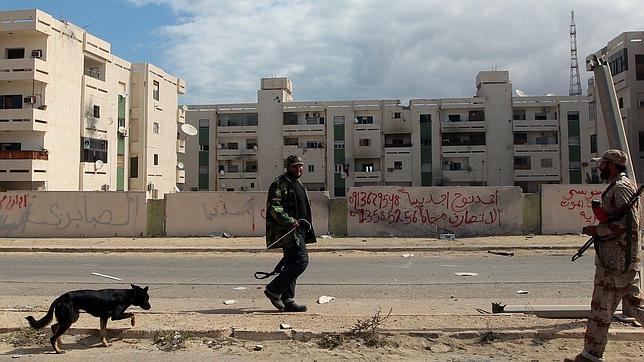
[292,219,300,229]
[582,225,598,237]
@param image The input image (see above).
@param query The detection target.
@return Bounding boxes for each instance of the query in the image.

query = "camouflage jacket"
[265,173,317,249]
[595,173,640,274]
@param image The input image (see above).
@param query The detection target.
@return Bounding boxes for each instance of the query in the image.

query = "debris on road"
[439,233,456,241]
[320,234,332,239]
[223,299,238,305]
[91,272,122,281]
[222,232,233,238]
[254,344,263,351]
[487,250,514,256]
[280,323,292,330]
[454,272,478,277]
[318,295,336,304]
[402,253,415,258]
[233,286,247,291]
[516,290,529,295]
[491,302,595,318]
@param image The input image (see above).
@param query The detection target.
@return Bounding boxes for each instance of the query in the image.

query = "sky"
[4,0,644,104]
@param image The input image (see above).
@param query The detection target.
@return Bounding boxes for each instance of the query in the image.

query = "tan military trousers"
[584,264,644,357]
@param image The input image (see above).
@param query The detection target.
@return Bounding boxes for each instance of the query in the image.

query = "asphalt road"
[0,251,595,304]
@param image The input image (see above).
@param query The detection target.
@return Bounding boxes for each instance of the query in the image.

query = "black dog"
[26,284,151,353]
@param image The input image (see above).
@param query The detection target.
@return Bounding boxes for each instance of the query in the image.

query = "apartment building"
[0,9,186,197]
[587,31,644,182]
[182,71,591,195]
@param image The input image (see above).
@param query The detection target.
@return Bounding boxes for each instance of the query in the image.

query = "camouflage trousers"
[583,264,644,358]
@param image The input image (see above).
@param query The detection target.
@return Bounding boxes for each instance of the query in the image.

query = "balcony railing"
[0,150,48,160]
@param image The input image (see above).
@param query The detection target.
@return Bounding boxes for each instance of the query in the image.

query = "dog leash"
[151,219,311,291]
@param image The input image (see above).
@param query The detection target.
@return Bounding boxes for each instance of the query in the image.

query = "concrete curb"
[2,326,642,342]
[0,245,580,253]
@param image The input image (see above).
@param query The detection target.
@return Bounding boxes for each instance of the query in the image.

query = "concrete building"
[587,31,644,182]
[0,9,186,198]
[183,71,591,195]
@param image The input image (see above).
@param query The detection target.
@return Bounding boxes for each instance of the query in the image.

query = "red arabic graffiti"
[558,188,604,224]
[348,189,501,227]
[0,195,29,210]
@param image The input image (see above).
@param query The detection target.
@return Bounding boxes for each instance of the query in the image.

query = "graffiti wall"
[541,184,605,234]
[347,186,523,236]
[0,192,146,237]
[165,191,330,236]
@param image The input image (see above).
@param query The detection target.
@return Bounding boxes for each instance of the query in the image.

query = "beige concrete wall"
[541,184,605,234]
[0,191,146,237]
[347,186,523,236]
[165,191,329,236]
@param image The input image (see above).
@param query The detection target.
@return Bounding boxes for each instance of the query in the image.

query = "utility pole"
[569,10,582,96]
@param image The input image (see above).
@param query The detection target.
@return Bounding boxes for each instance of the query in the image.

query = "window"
[514,132,528,145]
[308,165,315,172]
[608,48,628,76]
[394,161,403,170]
[392,112,401,119]
[93,105,100,118]
[246,162,257,172]
[535,112,547,120]
[541,158,553,168]
[618,97,624,109]
[334,116,345,124]
[226,142,238,150]
[535,136,549,145]
[130,157,138,178]
[513,109,526,120]
[81,137,108,163]
[468,110,484,121]
[199,119,210,127]
[356,116,373,124]
[6,48,25,59]
[247,140,258,150]
[0,143,21,151]
[636,54,644,81]
[334,164,344,172]
[228,165,238,173]
[334,141,345,149]
[199,145,210,151]
[448,114,461,122]
[567,111,579,121]
[420,114,431,123]
[284,137,298,146]
[283,113,298,125]
[514,156,531,170]
[591,134,598,154]
[362,164,374,172]
[153,154,159,165]
[0,95,22,109]
[153,122,159,134]
[152,80,160,101]
[359,139,370,146]
[306,141,321,149]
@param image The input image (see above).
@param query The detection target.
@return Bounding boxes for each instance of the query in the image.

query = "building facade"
[0,9,186,198]
[588,31,644,182]
[183,71,592,195]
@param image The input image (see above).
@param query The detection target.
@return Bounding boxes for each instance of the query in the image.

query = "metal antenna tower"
[569,10,582,96]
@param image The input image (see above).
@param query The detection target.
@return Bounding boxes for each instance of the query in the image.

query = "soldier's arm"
[596,184,635,237]
[267,183,296,226]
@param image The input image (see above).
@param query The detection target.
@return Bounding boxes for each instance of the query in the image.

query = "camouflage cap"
[286,155,304,167]
[591,149,627,166]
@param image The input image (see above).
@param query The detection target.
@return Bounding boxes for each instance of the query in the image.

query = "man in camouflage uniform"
[567,149,644,362]
[263,155,316,312]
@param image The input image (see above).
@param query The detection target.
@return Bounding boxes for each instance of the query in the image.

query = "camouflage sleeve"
[596,183,635,237]
[267,182,296,227]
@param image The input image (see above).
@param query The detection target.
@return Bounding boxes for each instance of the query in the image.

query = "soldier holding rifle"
[567,149,644,362]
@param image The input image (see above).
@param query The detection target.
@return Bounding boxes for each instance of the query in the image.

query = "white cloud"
[127,0,644,104]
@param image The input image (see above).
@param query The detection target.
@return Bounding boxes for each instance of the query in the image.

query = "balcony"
[176,139,185,153]
[354,171,381,183]
[0,58,49,83]
[84,74,108,94]
[0,9,51,35]
[0,151,48,181]
[513,144,559,153]
[514,169,561,182]
[176,169,185,184]
[440,120,486,132]
[512,119,559,132]
[217,125,257,137]
[281,146,324,160]
[283,124,325,136]
[441,169,480,183]
[441,145,486,156]
[0,108,48,132]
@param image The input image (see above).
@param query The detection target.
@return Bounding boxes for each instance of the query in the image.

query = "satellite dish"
[219,170,225,175]
[177,161,184,169]
[95,160,104,170]
[340,172,347,179]
[354,118,359,124]
[180,123,198,136]
[515,89,528,97]
[181,105,188,111]
[118,126,127,135]
[253,145,258,151]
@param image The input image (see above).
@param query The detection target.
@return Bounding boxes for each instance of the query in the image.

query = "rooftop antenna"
[569,10,582,96]
[82,21,97,29]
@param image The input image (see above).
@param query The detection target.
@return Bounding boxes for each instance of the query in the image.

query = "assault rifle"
[571,184,644,262]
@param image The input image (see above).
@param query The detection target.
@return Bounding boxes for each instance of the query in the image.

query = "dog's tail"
[25,296,59,329]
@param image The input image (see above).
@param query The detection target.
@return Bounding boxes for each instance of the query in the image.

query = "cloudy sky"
[6,0,644,104]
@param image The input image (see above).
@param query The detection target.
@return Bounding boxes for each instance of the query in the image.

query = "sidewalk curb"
[0,246,579,253]
[1,326,641,342]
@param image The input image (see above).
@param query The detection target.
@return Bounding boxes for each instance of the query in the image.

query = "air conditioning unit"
[101,184,110,191]
[83,140,91,149]
[312,112,319,118]
[147,183,155,191]
[387,167,394,172]
[31,49,42,58]
[240,186,248,191]
[24,96,37,104]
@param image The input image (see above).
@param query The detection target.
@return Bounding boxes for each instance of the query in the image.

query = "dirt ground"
[1,330,643,361]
